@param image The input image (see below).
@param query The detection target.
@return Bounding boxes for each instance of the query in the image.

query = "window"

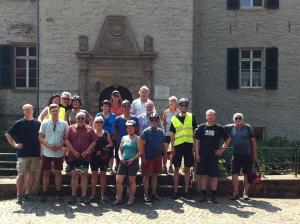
[240,0,263,8]
[15,46,37,88]
[240,49,262,88]
[253,127,265,140]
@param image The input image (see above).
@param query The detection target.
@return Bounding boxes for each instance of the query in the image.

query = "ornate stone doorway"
[76,15,156,115]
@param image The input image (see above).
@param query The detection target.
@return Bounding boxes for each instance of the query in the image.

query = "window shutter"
[265,0,279,9]
[227,48,239,89]
[0,45,13,88]
[227,0,240,10]
[265,47,278,89]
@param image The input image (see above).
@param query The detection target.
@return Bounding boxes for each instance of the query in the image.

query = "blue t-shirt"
[96,112,116,136]
[141,127,164,160]
[114,116,139,148]
[7,118,41,158]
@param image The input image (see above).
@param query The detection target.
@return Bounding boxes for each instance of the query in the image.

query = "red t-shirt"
[67,124,98,161]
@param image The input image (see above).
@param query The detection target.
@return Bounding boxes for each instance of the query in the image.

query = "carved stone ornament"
[144,35,153,52]
[79,35,89,51]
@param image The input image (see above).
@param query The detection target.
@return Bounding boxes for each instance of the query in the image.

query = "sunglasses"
[77,117,85,121]
[113,94,120,97]
[180,104,188,107]
[53,123,57,132]
[235,117,243,120]
[122,105,131,108]
[95,121,103,124]
[62,97,70,100]
[150,119,159,122]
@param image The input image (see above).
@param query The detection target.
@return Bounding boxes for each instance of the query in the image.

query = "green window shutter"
[265,47,278,90]
[227,48,239,89]
[265,0,279,9]
[227,0,240,10]
[0,45,13,88]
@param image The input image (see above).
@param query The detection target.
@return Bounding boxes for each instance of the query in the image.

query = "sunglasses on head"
[77,117,85,121]
[235,116,243,120]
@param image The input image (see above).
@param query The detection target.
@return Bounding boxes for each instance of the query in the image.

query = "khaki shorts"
[16,157,40,175]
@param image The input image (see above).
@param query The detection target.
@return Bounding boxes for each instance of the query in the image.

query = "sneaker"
[168,166,174,173]
[23,194,35,202]
[126,199,135,206]
[68,195,77,205]
[144,195,151,203]
[89,195,97,202]
[243,192,250,200]
[230,192,240,200]
[101,195,109,202]
[182,191,193,199]
[211,194,219,204]
[40,193,48,203]
[112,199,123,205]
[172,191,179,199]
[199,194,207,203]
[81,195,90,205]
[151,194,162,200]
[16,195,23,204]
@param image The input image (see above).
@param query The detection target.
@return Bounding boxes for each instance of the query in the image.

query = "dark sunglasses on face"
[77,117,85,121]
[113,94,120,97]
[62,97,70,100]
[235,116,243,120]
[180,104,188,107]
[95,121,103,124]
[150,119,159,122]
[122,105,130,108]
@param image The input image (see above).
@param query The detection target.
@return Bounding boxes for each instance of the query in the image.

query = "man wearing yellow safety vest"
[170,98,197,199]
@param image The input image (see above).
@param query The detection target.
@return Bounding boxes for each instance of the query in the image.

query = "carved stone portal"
[76,15,156,115]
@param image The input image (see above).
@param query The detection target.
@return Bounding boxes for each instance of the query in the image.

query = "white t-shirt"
[39,119,69,158]
[131,98,156,117]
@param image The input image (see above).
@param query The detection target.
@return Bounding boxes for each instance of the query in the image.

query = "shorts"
[164,136,171,144]
[196,158,219,177]
[16,157,40,175]
[69,159,89,171]
[142,156,162,176]
[231,154,252,174]
[42,156,63,171]
[90,155,109,171]
[117,159,139,176]
[172,143,194,168]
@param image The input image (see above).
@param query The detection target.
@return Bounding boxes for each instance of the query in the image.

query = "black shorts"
[196,158,219,177]
[117,159,139,176]
[69,159,89,171]
[90,155,109,171]
[231,154,252,174]
[164,136,171,144]
[172,143,194,168]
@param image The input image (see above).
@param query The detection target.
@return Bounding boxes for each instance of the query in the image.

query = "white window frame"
[240,0,264,9]
[15,46,37,89]
[240,49,263,88]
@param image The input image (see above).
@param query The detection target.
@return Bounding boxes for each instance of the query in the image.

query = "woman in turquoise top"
[112,120,142,206]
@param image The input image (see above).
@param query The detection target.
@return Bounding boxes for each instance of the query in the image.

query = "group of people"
[5,85,257,206]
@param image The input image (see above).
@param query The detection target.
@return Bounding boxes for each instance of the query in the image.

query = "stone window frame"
[14,44,37,89]
[239,48,264,88]
[240,0,264,9]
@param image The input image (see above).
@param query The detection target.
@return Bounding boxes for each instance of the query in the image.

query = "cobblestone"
[0,197,300,224]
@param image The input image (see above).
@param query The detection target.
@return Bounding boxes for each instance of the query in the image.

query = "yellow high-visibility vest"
[47,107,66,121]
[171,112,193,146]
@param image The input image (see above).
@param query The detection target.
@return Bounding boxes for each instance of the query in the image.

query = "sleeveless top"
[122,135,138,160]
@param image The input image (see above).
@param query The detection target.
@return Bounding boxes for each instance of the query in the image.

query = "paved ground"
[0,196,300,224]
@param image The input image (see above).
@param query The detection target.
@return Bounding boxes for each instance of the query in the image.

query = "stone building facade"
[0,0,299,140]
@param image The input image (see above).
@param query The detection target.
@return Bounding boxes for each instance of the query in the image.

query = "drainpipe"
[35,0,40,114]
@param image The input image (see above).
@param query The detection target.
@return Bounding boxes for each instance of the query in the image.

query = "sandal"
[112,199,123,205]
[126,199,135,206]
[144,195,151,203]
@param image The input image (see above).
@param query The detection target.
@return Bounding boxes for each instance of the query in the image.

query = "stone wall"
[193,0,300,140]
[0,0,36,116]
[38,0,193,114]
